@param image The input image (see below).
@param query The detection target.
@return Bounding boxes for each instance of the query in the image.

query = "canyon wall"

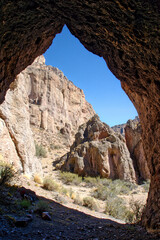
[0,56,95,174]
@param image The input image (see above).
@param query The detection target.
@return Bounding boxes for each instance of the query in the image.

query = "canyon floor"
[0,150,160,240]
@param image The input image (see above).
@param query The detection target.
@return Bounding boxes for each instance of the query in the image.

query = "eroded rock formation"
[59,115,136,182]
[0,0,159,231]
[0,56,94,174]
[0,72,42,175]
[125,119,150,182]
[28,55,95,146]
[0,118,22,170]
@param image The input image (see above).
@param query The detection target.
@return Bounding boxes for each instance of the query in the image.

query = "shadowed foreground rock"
[0,0,160,231]
[60,115,136,182]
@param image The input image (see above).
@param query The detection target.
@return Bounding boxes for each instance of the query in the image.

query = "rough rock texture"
[0,118,22,170]
[0,56,94,174]
[0,0,159,231]
[112,116,139,136]
[125,119,150,182]
[27,55,95,146]
[60,115,136,182]
[112,123,126,136]
[0,74,42,175]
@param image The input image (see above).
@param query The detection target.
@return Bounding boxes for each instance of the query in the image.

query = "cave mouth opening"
[44,25,138,128]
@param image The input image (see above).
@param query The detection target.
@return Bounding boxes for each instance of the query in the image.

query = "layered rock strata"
[59,115,136,182]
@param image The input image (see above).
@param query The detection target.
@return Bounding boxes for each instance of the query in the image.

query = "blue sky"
[44,25,137,127]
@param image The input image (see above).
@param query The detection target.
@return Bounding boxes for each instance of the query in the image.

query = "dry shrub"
[0,161,14,185]
[82,196,98,211]
[43,176,60,191]
[59,172,82,185]
[34,174,43,184]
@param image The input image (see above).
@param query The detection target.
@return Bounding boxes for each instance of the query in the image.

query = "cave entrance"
[44,25,138,127]
[0,0,159,232]
[27,25,148,224]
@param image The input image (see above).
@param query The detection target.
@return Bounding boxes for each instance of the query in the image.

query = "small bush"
[105,196,134,222]
[35,143,47,158]
[92,185,116,201]
[82,197,98,211]
[20,199,31,209]
[35,200,49,214]
[73,194,83,206]
[130,199,145,223]
[0,161,14,185]
[59,172,82,185]
[43,176,60,191]
[83,176,100,187]
[34,174,43,184]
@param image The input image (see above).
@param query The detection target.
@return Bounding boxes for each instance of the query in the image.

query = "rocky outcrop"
[0,0,159,231]
[112,117,139,136]
[0,73,42,175]
[0,118,22,170]
[27,55,95,146]
[59,115,136,182]
[112,123,126,136]
[0,56,94,174]
[125,119,150,182]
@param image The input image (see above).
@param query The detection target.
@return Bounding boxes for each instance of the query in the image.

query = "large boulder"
[60,115,136,182]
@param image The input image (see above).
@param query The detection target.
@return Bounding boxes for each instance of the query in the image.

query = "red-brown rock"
[0,0,159,231]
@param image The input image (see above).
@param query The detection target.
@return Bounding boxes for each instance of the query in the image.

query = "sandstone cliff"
[28,56,95,147]
[59,115,136,182]
[0,56,95,174]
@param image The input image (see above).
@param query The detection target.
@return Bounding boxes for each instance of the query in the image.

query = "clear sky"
[44,25,137,127]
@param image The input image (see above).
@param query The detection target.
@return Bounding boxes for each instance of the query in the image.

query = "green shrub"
[92,185,116,201]
[35,200,49,214]
[83,176,100,187]
[35,143,47,158]
[43,176,60,191]
[59,172,82,185]
[105,196,134,222]
[130,199,145,223]
[0,161,14,185]
[92,179,137,201]
[20,199,31,209]
[82,196,98,211]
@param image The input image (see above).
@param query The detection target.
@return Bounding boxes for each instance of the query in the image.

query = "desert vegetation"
[0,161,15,186]
[39,171,148,223]
[35,143,47,158]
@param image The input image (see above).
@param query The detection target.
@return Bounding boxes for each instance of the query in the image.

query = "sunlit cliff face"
[0,0,159,231]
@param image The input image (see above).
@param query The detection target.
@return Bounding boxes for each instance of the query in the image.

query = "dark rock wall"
[0,0,160,231]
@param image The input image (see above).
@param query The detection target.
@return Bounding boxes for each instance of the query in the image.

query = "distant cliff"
[112,116,139,136]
